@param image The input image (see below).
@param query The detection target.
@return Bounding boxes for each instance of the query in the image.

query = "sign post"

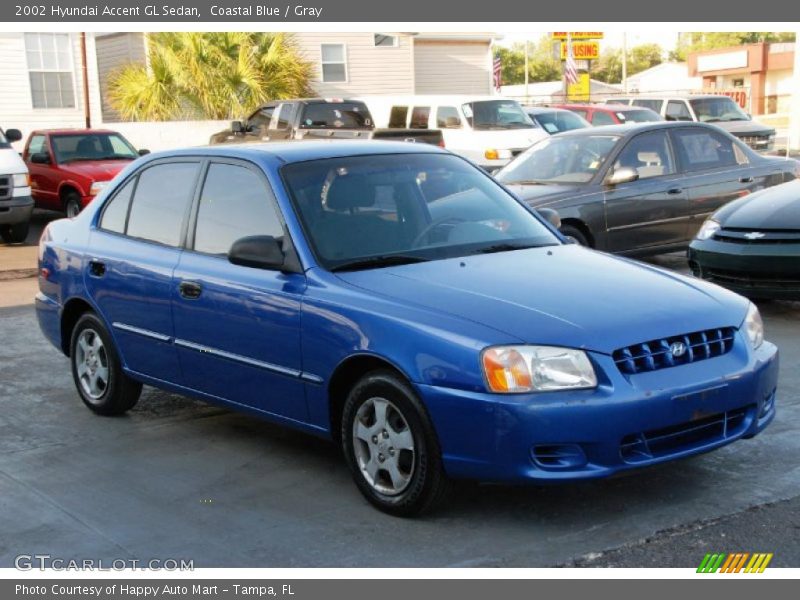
[554,32,603,102]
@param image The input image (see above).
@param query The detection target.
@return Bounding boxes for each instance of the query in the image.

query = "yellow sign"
[567,72,591,102]
[552,32,604,40]
[560,41,600,60]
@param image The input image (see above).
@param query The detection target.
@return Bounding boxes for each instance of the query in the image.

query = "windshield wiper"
[473,242,555,255]
[330,254,430,272]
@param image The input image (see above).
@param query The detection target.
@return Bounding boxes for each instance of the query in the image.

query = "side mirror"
[30,152,51,165]
[5,129,22,143]
[138,149,150,156]
[605,166,639,186]
[537,207,561,229]
[231,121,244,134]
[228,235,285,270]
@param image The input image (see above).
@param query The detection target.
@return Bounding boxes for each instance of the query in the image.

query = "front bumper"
[419,334,778,482]
[0,194,34,225]
[688,239,800,300]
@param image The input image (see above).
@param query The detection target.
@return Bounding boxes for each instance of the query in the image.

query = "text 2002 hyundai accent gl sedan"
[36,142,778,516]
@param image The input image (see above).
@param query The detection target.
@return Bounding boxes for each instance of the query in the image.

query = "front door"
[171,160,307,421]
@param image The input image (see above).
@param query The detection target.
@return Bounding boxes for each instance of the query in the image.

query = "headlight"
[481,345,597,393]
[12,173,29,187]
[484,149,512,161]
[743,303,764,349]
[695,218,721,240]
[89,181,109,196]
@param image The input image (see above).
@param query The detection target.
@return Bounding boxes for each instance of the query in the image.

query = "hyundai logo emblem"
[670,341,687,358]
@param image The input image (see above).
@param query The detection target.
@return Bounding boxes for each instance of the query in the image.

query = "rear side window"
[671,129,740,172]
[409,106,430,129]
[388,106,408,128]
[632,99,663,112]
[193,163,284,255]
[591,111,616,126]
[298,103,371,129]
[99,178,135,233]
[27,134,47,156]
[666,101,692,121]
[436,106,461,129]
[126,162,199,246]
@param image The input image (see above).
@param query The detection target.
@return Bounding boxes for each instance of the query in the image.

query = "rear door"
[86,159,201,381]
[171,159,307,420]
[603,130,690,252]
[669,127,764,237]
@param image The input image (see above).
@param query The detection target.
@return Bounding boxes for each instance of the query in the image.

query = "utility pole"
[80,32,91,128]
[524,39,529,103]
[622,32,628,93]
[789,30,800,152]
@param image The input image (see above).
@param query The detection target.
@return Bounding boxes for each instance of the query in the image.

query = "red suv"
[23,129,147,217]
[555,104,662,127]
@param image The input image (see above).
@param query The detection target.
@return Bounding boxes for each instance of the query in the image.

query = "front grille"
[613,327,736,375]
[620,406,752,463]
[714,228,800,244]
[0,175,11,200]
[735,134,774,150]
[704,268,800,290]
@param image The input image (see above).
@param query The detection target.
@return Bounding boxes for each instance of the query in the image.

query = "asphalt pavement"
[0,246,799,567]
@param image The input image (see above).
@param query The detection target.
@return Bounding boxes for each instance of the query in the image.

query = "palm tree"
[108,32,313,121]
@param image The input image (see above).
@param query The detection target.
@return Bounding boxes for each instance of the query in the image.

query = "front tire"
[341,370,451,516]
[70,313,142,415]
[0,222,30,244]
[559,224,590,246]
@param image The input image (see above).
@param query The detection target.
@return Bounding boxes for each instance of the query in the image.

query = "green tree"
[496,36,561,86]
[593,43,664,83]
[108,32,313,121]
[670,32,796,61]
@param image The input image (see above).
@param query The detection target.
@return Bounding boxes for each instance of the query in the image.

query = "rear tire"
[70,313,142,416]
[0,222,29,244]
[560,224,590,246]
[64,192,82,218]
[341,370,451,516]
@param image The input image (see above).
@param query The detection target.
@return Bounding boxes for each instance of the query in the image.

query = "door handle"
[88,260,106,277]
[179,281,202,300]
[739,176,754,183]
[666,188,683,195]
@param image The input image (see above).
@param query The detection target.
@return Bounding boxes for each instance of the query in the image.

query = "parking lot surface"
[1,237,799,567]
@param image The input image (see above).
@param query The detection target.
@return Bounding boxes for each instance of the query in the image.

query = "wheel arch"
[60,297,96,356]
[560,217,595,247]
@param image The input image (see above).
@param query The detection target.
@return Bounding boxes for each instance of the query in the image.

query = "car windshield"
[299,103,373,129]
[281,153,560,271]
[462,100,535,130]
[531,110,589,134]
[690,97,750,122]
[618,109,661,123]
[496,134,620,185]
[51,133,138,163]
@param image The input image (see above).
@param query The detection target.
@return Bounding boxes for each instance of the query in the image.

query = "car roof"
[524,106,573,114]
[550,121,722,137]
[558,103,656,113]
[143,141,450,165]
[33,128,122,135]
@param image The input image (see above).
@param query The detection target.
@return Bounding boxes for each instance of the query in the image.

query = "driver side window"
[614,131,675,179]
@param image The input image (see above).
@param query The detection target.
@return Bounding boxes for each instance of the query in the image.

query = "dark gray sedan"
[496,122,796,256]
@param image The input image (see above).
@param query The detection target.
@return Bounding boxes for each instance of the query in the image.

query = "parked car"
[611,95,776,152]
[209,98,443,147]
[523,106,590,134]
[37,141,777,516]
[23,129,149,217]
[495,122,795,255]
[555,103,662,126]
[363,95,548,170]
[0,126,33,243]
[688,178,800,299]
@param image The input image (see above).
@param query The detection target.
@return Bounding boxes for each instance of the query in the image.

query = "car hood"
[501,182,587,207]
[59,160,133,180]
[336,245,747,354]
[718,180,800,229]
[468,128,548,150]
[712,120,775,136]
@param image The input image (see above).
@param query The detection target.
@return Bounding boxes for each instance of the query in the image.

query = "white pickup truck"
[362,95,548,171]
[0,127,33,244]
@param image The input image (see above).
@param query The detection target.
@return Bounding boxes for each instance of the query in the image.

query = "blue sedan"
[35,141,778,515]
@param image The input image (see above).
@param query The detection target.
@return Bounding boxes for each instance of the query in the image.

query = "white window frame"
[24,33,77,110]
[320,43,348,83]
[373,34,399,48]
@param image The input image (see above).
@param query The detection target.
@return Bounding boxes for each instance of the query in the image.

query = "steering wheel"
[411,217,466,248]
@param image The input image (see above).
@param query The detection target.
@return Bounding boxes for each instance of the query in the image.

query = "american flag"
[493,54,502,91]
[564,33,579,85]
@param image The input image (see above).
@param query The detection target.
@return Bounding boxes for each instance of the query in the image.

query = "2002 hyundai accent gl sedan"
[36,142,778,516]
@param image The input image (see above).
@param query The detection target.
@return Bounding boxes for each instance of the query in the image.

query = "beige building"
[95,32,498,122]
